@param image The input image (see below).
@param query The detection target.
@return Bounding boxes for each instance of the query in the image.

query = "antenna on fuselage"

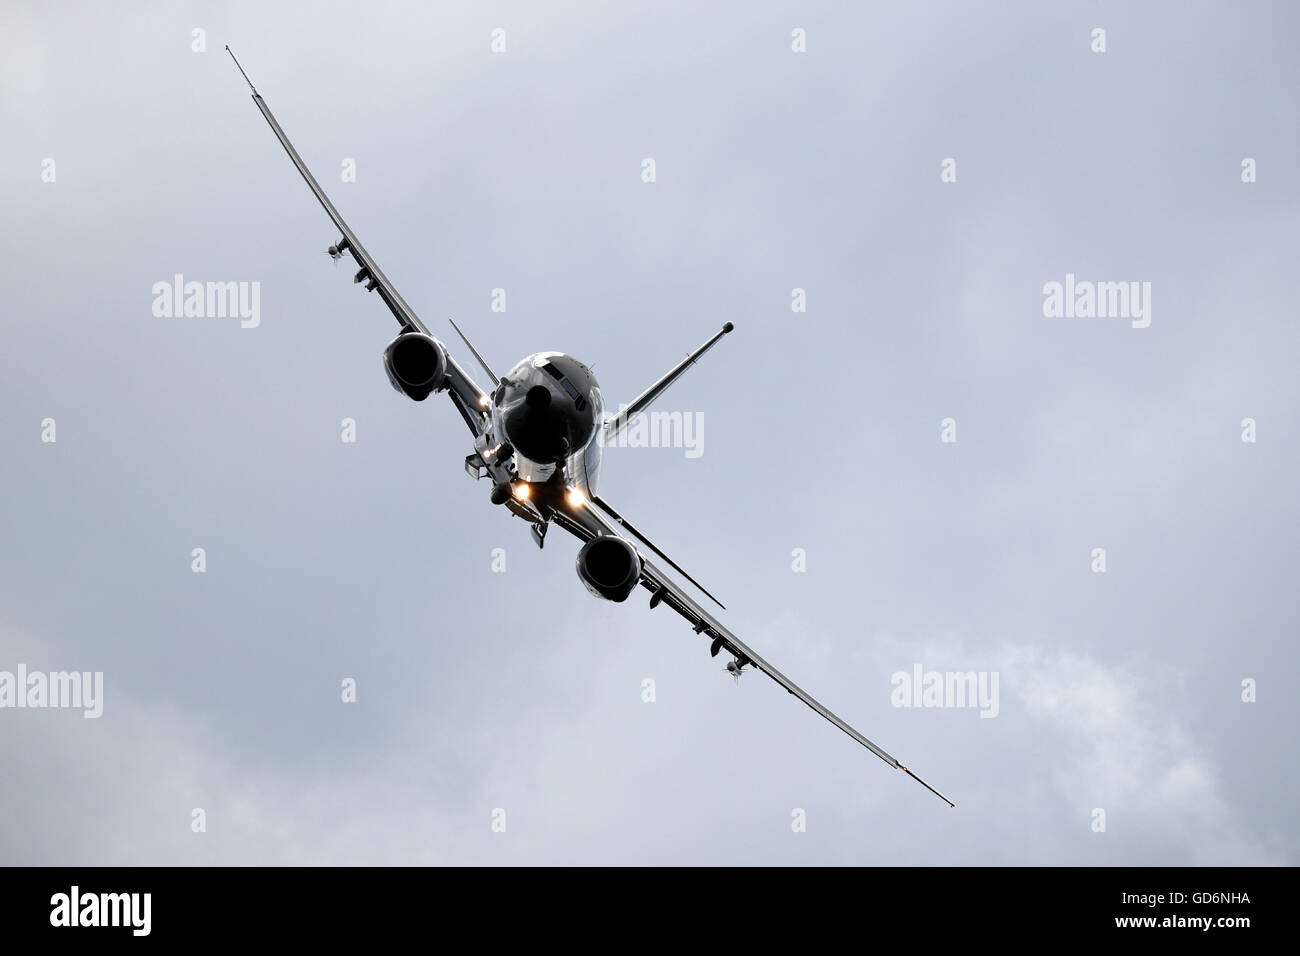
[447,317,502,385]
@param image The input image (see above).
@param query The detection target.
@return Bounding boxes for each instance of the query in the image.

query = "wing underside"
[228,46,488,437]
[550,502,954,807]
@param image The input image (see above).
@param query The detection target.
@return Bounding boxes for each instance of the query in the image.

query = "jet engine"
[576,536,642,602]
[383,332,447,401]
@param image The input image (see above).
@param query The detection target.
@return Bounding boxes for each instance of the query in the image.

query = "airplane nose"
[526,385,552,410]
[502,378,594,464]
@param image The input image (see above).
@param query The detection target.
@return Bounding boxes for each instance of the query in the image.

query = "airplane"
[226,47,953,808]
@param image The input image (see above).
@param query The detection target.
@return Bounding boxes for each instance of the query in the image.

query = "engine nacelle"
[576,536,642,602]
[383,332,448,401]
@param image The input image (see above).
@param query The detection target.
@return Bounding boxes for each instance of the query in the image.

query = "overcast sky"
[1,0,1296,865]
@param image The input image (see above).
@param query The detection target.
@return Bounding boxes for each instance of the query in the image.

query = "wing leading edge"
[552,502,955,808]
[227,46,488,436]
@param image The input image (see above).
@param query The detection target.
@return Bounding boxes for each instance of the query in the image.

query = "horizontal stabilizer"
[603,322,733,444]
[591,495,725,610]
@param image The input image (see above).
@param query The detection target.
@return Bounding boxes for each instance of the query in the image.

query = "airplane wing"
[590,494,726,610]
[550,502,955,807]
[226,47,490,436]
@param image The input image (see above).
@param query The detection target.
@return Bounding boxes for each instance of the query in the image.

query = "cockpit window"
[542,362,565,381]
[560,379,581,401]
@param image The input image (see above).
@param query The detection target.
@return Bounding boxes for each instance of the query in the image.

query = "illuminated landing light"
[478,394,491,407]
[567,487,586,508]
[513,482,531,501]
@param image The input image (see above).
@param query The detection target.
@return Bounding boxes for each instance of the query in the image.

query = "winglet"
[901,765,955,808]
[225,46,258,95]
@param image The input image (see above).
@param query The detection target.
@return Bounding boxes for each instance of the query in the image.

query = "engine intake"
[576,536,642,602]
[383,333,448,401]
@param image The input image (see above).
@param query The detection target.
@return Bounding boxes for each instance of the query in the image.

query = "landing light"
[478,394,491,407]
[567,487,586,508]
[513,483,531,501]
